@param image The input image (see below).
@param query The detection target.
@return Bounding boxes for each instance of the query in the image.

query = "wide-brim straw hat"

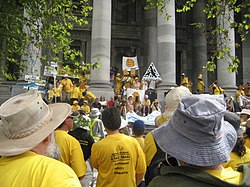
[153,94,237,166]
[0,91,71,156]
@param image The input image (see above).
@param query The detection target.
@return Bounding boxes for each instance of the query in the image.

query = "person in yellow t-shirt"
[90,107,146,187]
[181,73,188,85]
[115,73,122,94]
[132,120,145,149]
[197,74,205,94]
[223,139,250,170]
[51,81,62,103]
[81,100,91,114]
[142,95,151,116]
[55,115,87,180]
[84,91,96,104]
[0,91,81,187]
[236,85,245,108]
[72,100,81,111]
[61,74,73,103]
[222,112,250,171]
[210,81,225,95]
[70,83,81,104]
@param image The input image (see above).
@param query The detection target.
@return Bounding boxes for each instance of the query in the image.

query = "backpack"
[145,142,179,185]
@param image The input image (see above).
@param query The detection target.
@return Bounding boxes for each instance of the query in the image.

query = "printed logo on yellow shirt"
[110,145,131,175]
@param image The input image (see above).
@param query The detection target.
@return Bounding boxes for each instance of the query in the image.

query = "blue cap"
[134,120,145,131]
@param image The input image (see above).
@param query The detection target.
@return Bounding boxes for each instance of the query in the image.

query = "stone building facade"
[0,0,249,104]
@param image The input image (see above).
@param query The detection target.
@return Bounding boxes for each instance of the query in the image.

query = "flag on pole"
[142,62,162,81]
[122,56,139,71]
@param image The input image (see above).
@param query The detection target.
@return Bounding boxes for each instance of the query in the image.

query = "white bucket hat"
[163,86,191,119]
[89,108,101,118]
[0,91,71,156]
[240,109,250,116]
[153,94,237,166]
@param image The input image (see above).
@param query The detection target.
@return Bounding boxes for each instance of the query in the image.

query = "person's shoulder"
[123,134,142,145]
[145,131,153,141]
[39,155,81,185]
[35,154,72,170]
[64,132,81,143]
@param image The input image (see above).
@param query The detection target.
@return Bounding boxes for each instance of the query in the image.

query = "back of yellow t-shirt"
[55,130,87,177]
[144,132,157,166]
[0,151,81,187]
[91,133,146,187]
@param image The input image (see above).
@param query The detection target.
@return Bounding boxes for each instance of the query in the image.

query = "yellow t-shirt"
[214,86,224,95]
[222,146,250,170]
[155,114,169,127]
[0,151,81,187]
[236,90,245,101]
[54,87,61,97]
[61,78,73,93]
[48,87,61,99]
[142,99,151,106]
[81,105,90,114]
[116,76,122,93]
[90,133,146,187]
[205,167,243,185]
[84,92,96,102]
[48,89,54,100]
[71,87,80,99]
[135,137,145,150]
[182,77,189,84]
[197,80,205,93]
[72,105,80,111]
[55,130,87,177]
[245,137,250,149]
[144,132,157,166]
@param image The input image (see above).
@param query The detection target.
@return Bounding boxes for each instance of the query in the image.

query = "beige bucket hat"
[163,86,191,119]
[0,91,71,156]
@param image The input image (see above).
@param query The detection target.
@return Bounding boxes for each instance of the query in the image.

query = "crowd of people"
[1,71,250,186]
[46,72,250,118]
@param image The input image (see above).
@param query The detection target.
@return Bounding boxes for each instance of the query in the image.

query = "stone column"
[22,9,41,78]
[11,9,42,97]
[157,0,176,106]
[89,0,113,99]
[144,8,157,67]
[217,8,236,96]
[192,1,208,92]
[242,32,250,83]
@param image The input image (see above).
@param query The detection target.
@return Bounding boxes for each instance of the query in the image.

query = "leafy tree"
[0,0,93,80]
[145,0,250,72]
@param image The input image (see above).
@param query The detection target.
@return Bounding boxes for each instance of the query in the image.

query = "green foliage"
[145,0,250,72]
[0,0,93,80]
[145,0,171,20]
[58,61,100,82]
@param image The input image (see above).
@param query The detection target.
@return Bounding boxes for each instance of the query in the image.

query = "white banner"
[122,56,139,71]
[44,66,57,76]
[126,88,145,102]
